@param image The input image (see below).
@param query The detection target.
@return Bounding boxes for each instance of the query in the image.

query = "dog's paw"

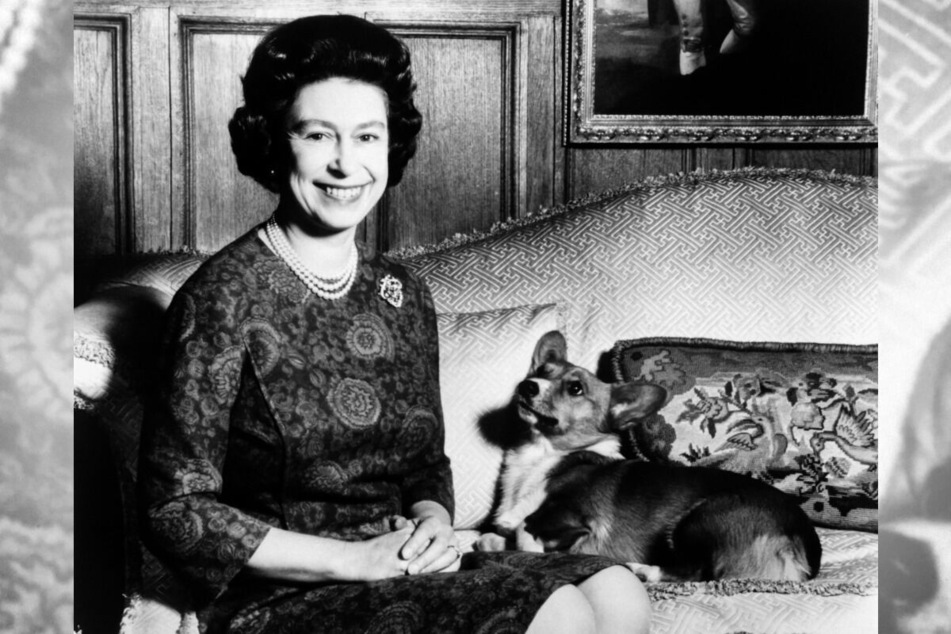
[475,533,508,552]
[626,562,662,583]
[515,529,545,553]
[495,513,520,533]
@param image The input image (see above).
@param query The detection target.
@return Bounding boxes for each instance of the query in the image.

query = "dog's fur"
[478,331,822,582]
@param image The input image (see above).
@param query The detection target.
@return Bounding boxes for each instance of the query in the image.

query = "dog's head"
[514,331,667,451]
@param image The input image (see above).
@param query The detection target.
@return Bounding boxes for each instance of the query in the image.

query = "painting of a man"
[592,0,870,117]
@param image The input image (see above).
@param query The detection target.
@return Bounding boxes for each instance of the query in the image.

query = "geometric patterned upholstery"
[94,253,208,298]
[399,168,878,375]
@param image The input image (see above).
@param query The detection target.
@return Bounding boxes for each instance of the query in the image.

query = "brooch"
[379,274,403,308]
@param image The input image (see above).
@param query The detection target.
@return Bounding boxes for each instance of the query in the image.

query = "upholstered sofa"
[74,168,878,633]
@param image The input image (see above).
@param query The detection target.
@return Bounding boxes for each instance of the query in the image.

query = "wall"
[73,0,877,299]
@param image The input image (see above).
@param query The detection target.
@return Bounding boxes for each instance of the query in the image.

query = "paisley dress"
[138,227,620,633]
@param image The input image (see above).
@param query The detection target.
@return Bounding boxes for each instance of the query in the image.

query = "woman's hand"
[397,502,463,575]
[246,524,420,584]
[343,523,420,582]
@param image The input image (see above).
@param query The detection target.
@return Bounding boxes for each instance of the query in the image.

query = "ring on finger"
[448,544,462,560]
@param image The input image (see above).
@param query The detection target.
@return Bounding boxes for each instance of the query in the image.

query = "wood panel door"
[370,11,559,250]
[74,14,131,260]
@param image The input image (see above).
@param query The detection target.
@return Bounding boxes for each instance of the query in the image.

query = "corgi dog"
[479,332,667,553]
[479,331,822,582]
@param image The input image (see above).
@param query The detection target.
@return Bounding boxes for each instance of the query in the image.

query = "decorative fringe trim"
[73,392,96,411]
[386,167,876,261]
[120,247,214,258]
[118,593,199,634]
[610,337,878,381]
[178,611,200,634]
[73,334,116,368]
[612,336,878,352]
[646,578,877,601]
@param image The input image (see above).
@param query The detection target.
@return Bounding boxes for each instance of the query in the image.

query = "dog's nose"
[517,380,539,399]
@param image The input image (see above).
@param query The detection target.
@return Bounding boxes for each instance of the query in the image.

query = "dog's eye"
[566,381,585,397]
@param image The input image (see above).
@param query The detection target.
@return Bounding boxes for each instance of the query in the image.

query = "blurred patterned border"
[878,0,951,499]
[0,0,942,629]
[0,0,72,631]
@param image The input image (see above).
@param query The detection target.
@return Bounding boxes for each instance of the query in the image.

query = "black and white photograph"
[18,0,951,633]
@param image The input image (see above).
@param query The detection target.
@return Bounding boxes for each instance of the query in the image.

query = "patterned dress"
[138,227,620,633]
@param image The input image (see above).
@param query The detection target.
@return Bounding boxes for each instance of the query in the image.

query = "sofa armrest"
[74,285,173,407]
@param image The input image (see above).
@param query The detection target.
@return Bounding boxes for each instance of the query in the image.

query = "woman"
[138,14,650,634]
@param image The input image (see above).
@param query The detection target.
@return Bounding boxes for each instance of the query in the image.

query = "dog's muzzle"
[517,380,539,399]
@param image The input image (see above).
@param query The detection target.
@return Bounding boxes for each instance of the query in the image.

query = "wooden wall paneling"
[372,20,516,251]
[130,7,174,252]
[171,12,283,252]
[694,147,750,172]
[748,146,878,175]
[564,147,688,199]
[523,15,559,216]
[74,12,131,259]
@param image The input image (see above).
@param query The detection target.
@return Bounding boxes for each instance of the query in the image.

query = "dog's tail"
[720,534,818,581]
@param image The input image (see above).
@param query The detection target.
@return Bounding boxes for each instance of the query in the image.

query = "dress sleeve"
[398,279,455,521]
[138,283,272,604]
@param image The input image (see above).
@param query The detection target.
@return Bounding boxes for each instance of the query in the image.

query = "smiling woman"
[137,13,650,634]
[278,79,390,242]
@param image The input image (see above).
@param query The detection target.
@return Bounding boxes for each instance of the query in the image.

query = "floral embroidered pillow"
[610,337,878,531]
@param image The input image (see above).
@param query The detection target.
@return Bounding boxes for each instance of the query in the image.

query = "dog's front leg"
[515,523,545,552]
[625,562,663,583]
[475,532,509,552]
[495,487,547,534]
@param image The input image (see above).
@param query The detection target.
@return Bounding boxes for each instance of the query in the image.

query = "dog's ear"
[530,330,568,371]
[608,382,667,430]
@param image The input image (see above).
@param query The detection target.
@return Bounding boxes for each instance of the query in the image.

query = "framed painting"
[565,0,878,144]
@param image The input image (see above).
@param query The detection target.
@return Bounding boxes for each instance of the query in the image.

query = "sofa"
[74,167,878,633]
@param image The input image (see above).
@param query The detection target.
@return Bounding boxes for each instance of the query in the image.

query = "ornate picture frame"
[565,0,878,144]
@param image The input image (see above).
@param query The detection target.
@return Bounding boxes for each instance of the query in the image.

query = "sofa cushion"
[610,337,878,531]
[74,286,173,407]
[94,253,208,297]
[396,168,877,375]
[437,302,566,529]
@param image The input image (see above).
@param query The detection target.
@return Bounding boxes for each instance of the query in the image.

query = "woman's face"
[280,77,389,234]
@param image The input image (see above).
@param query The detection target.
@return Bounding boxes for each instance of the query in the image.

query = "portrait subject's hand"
[399,515,462,575]
[344,524,417,582]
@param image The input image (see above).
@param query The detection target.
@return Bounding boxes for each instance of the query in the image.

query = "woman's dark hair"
[228,15,422,191]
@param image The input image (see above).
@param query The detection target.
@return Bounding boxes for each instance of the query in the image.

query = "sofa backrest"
[398,168,877,373]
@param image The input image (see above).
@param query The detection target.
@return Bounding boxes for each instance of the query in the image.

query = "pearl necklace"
[264,215,358,300]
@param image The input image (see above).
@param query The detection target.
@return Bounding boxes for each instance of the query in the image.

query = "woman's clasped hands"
[392,515,463,576]
[344,513,462,582]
